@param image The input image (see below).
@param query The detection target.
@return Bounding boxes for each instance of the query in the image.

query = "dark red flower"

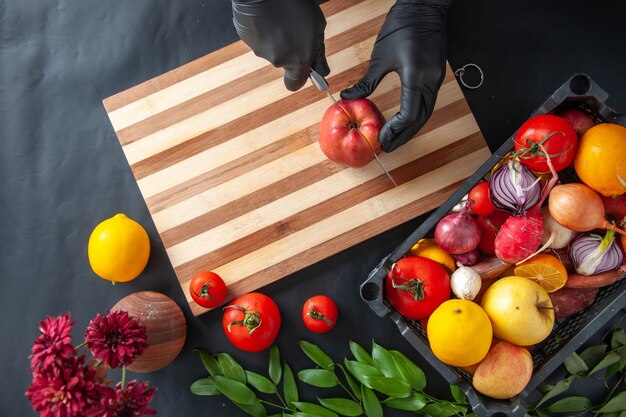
[89,380,156,417]
[30,314,76,371]
[85,310,148,369]
[26,354,101,417]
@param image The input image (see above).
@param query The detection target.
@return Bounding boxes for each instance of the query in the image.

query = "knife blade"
[309,69,398,188]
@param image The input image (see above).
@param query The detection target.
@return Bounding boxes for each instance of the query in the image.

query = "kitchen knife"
[309,69,398,187]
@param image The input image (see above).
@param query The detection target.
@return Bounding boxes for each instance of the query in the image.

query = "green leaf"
[217,352,247,384]
[363,376,411,398]
[389,350,426,391]
[349,340,374,365]
[318,397,363,417]
[235,400,267,417]
[371,342,402,379]
[611,329,626,349]
[382,393,427,411]
[269,346,282,385]
[606,353,625,379]
[564,352,588,375]
[283,362,298,408]
[245,370,276,394]
[292,413,319,417]
[537,381,553,395]
[361,385,382,417]
[212,375,257,405]
[420,402,458,417]
[589,352,622,375]
[293,402,339,417]
[194,349,222,376]
[547,396,591,412]
[535,409,550,417]
[579,344,608,370]
[344,359,382,388]
[190,377,220,396]
[598,391,626,413]
[338,365,361,401]
[450,385,465,403]
[298,341,334,371]
[535,375,576,408]
[297,369,339,388]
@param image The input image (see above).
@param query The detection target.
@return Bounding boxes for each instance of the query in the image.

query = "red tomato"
[189,271,227,309]
[476,210,511,256]
[222,293,281,352]
[319,98,385,168]
[302,295,338,333]
[513,114,578,173]
[385,256,451,320]
[469,181,496,216]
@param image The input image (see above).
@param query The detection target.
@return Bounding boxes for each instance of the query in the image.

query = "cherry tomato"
[476,210,511,256]
[469,181,496,216]
[385,256,451,320]
[222,292,281,352]
[513,114,578,173]
[302,295,338,333]
[189,271,227,309]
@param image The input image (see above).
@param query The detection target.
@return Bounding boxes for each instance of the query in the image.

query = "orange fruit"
[427,299,493,367]
[409,238,456,272]
[88,213,151,282]
[514,254,568,292]
[574,123,626,197]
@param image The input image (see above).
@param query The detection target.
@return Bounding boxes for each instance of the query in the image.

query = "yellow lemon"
[88,213,150,282]
[409,238,456,272]
[427,299,493,367]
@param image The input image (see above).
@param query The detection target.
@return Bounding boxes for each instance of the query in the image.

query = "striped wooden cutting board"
[103,0,491,316]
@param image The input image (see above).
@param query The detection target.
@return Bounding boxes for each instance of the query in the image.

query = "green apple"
[480,276,554,346]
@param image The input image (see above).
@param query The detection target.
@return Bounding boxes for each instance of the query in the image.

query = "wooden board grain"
[103,0,491,316]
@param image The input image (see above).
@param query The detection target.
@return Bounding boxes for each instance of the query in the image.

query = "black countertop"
[2,0,625,415]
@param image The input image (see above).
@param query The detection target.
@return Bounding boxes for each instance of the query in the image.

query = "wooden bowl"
[112,291,186,373]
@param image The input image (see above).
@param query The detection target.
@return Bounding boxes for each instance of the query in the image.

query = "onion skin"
[489,159,542,214]
[540,206,576,249]
[548,183,626,235]
[471,257,512,281]
[494,211,544,264]
[434,202,481,255]
[569,231,624,276]
[453,249,480,266]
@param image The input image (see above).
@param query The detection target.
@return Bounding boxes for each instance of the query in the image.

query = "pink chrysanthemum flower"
[85,310,148,369]
[26,355,100,417]
[89,381,156,417]
[30,314,76,371]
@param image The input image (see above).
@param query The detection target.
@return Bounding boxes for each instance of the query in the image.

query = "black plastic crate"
[359,74,626,417]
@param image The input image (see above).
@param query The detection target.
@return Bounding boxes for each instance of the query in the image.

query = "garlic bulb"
[450,264,482,301]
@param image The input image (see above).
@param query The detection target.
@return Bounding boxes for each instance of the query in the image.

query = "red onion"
[569,229,624,276]
[453,249,480,266]
[434,200,481,255]
[489,159,542,214]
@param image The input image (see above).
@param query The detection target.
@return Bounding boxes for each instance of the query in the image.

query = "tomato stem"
[390,265,426,301]
[307,303,332,324]
[513,130,572,162]
[192,283,215,301]
[224,305,262,335]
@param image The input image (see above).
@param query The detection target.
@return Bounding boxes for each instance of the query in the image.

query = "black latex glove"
[232,0,330,91]
[341,0,452,152]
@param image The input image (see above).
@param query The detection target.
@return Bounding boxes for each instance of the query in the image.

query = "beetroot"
[494,211,544,264]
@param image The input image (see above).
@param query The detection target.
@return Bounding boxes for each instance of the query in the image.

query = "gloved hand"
[232,0,330,91]
[341,0,453,152]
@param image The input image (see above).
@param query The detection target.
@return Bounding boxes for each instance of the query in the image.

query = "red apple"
[319,98,385,168]
[472,341,533,399]
[554,107,596,137]
[601,193,626,228]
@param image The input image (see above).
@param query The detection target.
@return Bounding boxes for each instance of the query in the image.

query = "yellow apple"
[480,276,554,346]
[472,341,533,399]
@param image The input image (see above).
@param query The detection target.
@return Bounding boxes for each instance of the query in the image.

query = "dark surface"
[1,0,625,416]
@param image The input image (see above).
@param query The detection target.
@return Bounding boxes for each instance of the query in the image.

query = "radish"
[493,144,560,264]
